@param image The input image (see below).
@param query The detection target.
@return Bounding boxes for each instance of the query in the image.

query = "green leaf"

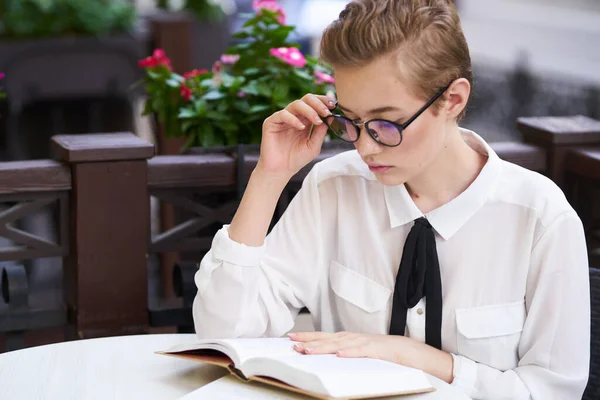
[243,68,261,75]
[181,120,196,133]
[249,104,271,114]
[203,90,226,101]
[293,69,314,81]
[178,108,197,119]
[255,81,273,97]
[142,99,154,115]
[273,81,290,103]
[166,79,180,88]
[195,100,207,116]
[232,31,250,39]
[183,131,199,149]
[205,110,230,121]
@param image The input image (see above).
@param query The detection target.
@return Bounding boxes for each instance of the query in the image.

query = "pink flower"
[0,72,4,80]
[220,54,240,64]
[237,91,246,98]
[252,0,286,24]
[138,48,172,70]
[269,47,307,68]
[183,69,208,79]
[315,70,334,84]
[212,60,223,74]
[180,83,192,101]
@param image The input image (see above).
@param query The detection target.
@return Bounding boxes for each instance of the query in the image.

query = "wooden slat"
[0,160,70,194]
[0,246,66,262]
[147,154,247,188]
[147,148,354,189]
[51,132,154,163]
[149,237,212,254]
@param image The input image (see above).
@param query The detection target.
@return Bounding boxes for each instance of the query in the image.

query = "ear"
[444,78,470,120]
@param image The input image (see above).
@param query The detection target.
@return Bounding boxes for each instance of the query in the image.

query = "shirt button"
[417,308,424,315]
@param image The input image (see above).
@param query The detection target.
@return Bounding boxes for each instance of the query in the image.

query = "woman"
[192,1,590,398]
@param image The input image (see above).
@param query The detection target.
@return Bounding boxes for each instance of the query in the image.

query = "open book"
[157,337,435,400]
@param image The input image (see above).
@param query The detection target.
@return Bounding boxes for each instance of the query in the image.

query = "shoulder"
[493,159,580,231]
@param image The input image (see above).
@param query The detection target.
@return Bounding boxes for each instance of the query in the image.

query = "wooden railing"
[0,115,599,352]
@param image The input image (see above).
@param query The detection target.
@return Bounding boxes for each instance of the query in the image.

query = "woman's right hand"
[256,93,336,180]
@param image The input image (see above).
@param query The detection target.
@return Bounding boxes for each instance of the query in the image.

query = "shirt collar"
[383,128,501,240]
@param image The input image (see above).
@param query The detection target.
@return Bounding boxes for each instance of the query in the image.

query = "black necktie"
[389,217,443,349]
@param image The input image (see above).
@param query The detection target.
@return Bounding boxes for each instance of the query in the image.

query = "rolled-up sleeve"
[450,211,590,399]
[193,166,324,339]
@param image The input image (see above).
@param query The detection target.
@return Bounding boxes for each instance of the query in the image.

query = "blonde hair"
[320,0,472,121]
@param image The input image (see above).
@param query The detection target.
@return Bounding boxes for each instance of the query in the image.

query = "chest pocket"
[329,260,392,334]
[456,301,526,371]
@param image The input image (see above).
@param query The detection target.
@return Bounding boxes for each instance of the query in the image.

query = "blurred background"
[0,0,598,162]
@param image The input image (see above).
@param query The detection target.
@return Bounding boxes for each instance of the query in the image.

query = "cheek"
[396,122,438,165]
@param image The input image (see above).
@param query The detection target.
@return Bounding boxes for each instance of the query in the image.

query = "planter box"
[0,32,147,109]
[0,32,149,160]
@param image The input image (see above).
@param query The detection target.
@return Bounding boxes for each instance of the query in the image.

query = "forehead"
[332,57,418,114]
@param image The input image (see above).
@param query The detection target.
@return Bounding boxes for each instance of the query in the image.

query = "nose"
[354,125,383,157]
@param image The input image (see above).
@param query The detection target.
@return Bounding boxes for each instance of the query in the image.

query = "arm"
[193,166,324,339]
[450,211,590,399]
[192,94,335,339]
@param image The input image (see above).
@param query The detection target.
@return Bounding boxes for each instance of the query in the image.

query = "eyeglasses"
[322,84,450,147]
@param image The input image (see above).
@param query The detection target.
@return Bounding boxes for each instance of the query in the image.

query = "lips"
[367,164,393,174]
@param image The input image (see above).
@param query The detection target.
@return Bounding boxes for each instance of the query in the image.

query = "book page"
[178,375,307,400]
[219,338,301,365]
[162,337,300,367]
[244,354,433,399]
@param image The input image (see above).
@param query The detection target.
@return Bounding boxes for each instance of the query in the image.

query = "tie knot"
[415,217,431,228]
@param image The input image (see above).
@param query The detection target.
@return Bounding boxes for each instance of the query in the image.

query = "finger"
[299,332,356,349]
[308,123,328,150]
[336,344,371,358]
[302,94,335,116]
[287,100,325,126]
[270,109,306,130]
[288,331,337,342]
[302,336,364,355]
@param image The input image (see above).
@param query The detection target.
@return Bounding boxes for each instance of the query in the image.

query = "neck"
[406,127,487,214]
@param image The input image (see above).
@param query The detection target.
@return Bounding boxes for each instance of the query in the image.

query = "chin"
[373,170,407,186]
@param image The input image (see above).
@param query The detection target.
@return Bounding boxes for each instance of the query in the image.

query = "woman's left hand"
[288,331,455,384]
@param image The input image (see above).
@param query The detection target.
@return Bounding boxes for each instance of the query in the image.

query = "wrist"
[403,339,454,384]
[252,163,293,189]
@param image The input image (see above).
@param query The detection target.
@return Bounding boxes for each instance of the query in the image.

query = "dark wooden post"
[517,115,600,188]
[52,133,154,339]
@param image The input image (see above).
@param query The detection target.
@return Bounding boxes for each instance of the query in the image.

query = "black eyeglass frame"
[322,83,451,147]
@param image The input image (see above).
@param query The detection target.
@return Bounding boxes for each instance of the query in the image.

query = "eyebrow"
[336,103,405,115]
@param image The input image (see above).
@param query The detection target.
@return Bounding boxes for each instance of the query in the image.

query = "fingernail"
[304,347,313,353]
[328,100,335,107]
[298,124,306,130]
[323,109,332,116]
[288,333,297,339]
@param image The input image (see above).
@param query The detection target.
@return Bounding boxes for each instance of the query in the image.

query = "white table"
[0,334,470,399]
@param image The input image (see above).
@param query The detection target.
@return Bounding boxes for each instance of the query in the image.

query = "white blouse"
[193,129,590,400]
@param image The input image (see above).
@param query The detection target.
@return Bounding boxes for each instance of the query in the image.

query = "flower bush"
[0,0,137,39]
[138,0,335,148]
